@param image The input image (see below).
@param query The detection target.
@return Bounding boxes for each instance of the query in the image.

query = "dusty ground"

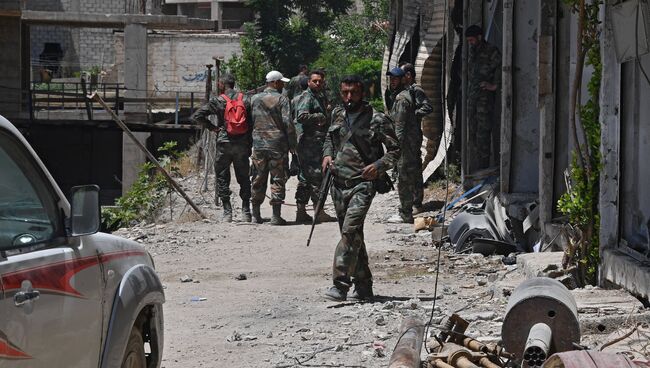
[114,166,650,368]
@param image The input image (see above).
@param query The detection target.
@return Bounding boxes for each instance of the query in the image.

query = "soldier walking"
[294,70,337,223]
[250,70,297,225]
[466,25,501,171]
[191,73,253,222]
[386,67,419,224]
[401,63,433,215]
[322,75,401,301]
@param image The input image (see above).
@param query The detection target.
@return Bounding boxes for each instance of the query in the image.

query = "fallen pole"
[91,92,207,220]
[388,318,425,368]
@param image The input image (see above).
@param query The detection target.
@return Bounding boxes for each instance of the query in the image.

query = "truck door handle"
[14,290,40,306]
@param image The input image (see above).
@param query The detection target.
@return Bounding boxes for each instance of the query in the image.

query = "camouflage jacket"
[409,84,433,119]
[390,88,420,145]
[291,91,305,139]
[323,103,401,186]
[468,40,502,97]
[190,88,253,145]
[284,73,308,100]
[250,87,297,152]
[296,88,329,139]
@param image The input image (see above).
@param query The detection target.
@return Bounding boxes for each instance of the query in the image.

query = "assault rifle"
[306,166,333,247]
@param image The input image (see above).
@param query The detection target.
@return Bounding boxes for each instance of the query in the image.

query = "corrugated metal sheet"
[382,0,454,179]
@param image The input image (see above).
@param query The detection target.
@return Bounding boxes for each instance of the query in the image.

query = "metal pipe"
[462,337,488,353]
[478,357,501,368]
[91,93,207,219]
[449,350,480,368]
[174,91,179,125]
[388,318,425,368]
[432,359,455,368]
[523,323,552,367]
[461,0,468,182]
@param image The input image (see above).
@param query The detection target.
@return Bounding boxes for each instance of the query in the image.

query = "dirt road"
[114,170,649,367]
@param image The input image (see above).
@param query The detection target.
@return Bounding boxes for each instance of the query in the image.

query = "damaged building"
[383,0,650,301]
[0,0,245,204]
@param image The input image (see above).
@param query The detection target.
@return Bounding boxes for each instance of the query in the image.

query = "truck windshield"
[0,131,58,250]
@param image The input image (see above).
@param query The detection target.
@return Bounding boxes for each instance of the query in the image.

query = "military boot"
[315,209,337,223]
[349,283,374,301]
[270,204,287,226]
[252,203,263,224]
[221,197,233,223]
[295,203,313,223]
[324,286,347,302]
[241,200,252,222]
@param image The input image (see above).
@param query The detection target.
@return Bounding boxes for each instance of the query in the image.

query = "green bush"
[102,141,181,231]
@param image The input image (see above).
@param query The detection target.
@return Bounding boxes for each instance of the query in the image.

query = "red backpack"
[222,93,248,135]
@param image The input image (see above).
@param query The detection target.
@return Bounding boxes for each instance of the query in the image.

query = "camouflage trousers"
[330,181,375,292]
[251,150,288,206]
[295,136,325,205]
[467,91,495,171]
[398,137,424,215]
[214,142,251,201]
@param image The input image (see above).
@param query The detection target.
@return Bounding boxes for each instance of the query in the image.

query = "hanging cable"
[423,0,453,355]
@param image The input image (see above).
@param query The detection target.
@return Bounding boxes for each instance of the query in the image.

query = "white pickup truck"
[0,115,164,368]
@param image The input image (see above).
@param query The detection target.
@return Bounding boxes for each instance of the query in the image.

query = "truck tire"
[121,326,146,368]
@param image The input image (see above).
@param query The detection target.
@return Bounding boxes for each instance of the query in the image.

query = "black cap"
[465,25,483,37]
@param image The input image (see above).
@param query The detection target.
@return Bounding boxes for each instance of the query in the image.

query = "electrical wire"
[423,0,452,355]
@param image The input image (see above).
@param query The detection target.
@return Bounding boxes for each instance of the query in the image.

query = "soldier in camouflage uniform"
[294,70,337,223]
[385,67,420,224]
[191,74,252,223]
[401,63,433,214]
[466,25,501,171]
[322,75,401,302]
[284,64,308,101]
[250,70,297,225]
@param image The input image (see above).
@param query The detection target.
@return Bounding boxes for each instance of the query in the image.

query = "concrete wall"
[509,0,540,193]
[0,18,23,117]
[114,31,241,96]
[27,0,161,77]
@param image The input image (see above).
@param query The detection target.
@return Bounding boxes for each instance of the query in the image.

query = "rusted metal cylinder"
[449,349,480,368]
[502,277,580,360]
[463,337,488,353]
[523,323,552,367]
[432,359,455,368]
[478,357,501,368]
[388,318,425,368]
[543,351,644,368]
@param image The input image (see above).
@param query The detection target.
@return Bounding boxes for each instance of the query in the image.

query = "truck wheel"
[121,326,146,368]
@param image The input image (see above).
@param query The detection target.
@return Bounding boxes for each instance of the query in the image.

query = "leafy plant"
[557,0,602,285]
[312,0,389,102]
[245,0,352,74]
[223,23,270,92]
[102,141,182,231]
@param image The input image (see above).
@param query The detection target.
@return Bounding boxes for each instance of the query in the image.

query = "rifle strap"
[342,106,378,165]
[337,106,367,154]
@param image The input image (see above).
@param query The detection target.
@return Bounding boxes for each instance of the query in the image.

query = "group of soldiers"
[190,24,500,301]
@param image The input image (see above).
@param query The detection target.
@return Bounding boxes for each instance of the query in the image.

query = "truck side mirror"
[70,185,101,236]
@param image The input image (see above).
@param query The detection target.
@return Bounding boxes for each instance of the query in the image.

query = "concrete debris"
[227,331,242,342]
[375,315,387,326]
[180,275,193,283]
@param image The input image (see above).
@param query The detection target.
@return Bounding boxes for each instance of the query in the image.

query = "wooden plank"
[500,0,514,193]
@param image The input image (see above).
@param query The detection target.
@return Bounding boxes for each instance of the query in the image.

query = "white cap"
[266,70,290,83]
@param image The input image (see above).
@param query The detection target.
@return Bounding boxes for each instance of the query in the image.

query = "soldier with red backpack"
[191,73,253,222]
